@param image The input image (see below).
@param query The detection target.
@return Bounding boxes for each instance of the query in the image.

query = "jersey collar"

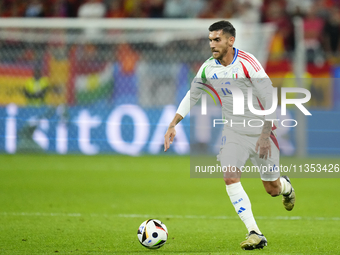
[231,48,239,65]
[214,47,239,66]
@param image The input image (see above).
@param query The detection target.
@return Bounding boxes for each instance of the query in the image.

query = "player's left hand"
[255,135,271,160]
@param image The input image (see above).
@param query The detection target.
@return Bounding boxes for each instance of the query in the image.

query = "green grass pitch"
[0,154,340,254]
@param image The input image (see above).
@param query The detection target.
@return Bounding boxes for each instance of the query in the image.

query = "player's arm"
[164,62,208,152]
[164,89,191,152]
[164,88,193,152]
[164,113,183,152]
[253,77,275,160]
[163,80,204,152]
[244,54,275,160]
[255,121,272,159]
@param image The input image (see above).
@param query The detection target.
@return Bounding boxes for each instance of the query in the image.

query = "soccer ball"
[137,219,168,249]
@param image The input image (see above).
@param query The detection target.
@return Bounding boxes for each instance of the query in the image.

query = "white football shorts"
[217,127,280,181]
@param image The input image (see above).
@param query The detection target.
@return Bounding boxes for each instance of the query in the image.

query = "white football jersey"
[177,47,277,135]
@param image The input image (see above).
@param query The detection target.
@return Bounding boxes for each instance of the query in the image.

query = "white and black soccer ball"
[137,219,168,249]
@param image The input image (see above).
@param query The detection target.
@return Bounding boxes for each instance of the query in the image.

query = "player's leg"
[223,168,268,250]
[262,177,281,197]
[237,133,283,250]
[261,176,295,211]
[223,167,261,235]
[251,136,295,211]
[280,176,295,211]
[261,176,292,196]
[261,176,295,210]
[219,130,265,249]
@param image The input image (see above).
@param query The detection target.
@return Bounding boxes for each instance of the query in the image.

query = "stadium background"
[1,0,340,156]
[1,0,340,254]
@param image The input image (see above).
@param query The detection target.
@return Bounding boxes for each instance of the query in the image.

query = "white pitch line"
[0,212,339,221]
[116,214,340,221]
[0,212,82,217]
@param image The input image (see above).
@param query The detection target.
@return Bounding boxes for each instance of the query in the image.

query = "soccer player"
[163,20,296,250]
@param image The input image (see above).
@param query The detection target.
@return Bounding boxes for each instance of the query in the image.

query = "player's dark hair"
[209,20,236,38]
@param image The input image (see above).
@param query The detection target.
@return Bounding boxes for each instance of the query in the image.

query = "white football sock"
[226,182,262,234]
[280,177,292,196]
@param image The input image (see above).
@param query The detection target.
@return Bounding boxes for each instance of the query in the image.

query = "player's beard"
[212,46,228,61]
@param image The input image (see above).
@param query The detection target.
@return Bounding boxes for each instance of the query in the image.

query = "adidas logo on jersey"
[211,73,218,79]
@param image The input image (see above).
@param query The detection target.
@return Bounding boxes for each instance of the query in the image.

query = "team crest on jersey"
[232,67,238,80]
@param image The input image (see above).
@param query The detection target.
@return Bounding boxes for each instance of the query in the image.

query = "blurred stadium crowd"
[1,0,340,62]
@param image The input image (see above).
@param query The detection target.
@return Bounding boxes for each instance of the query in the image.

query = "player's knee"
[224,178,239,185]
[266,187,280,197]
[223,166,241,185]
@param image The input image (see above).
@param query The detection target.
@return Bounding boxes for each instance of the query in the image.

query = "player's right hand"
[164,126,176,152]
[255,134,271,160]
